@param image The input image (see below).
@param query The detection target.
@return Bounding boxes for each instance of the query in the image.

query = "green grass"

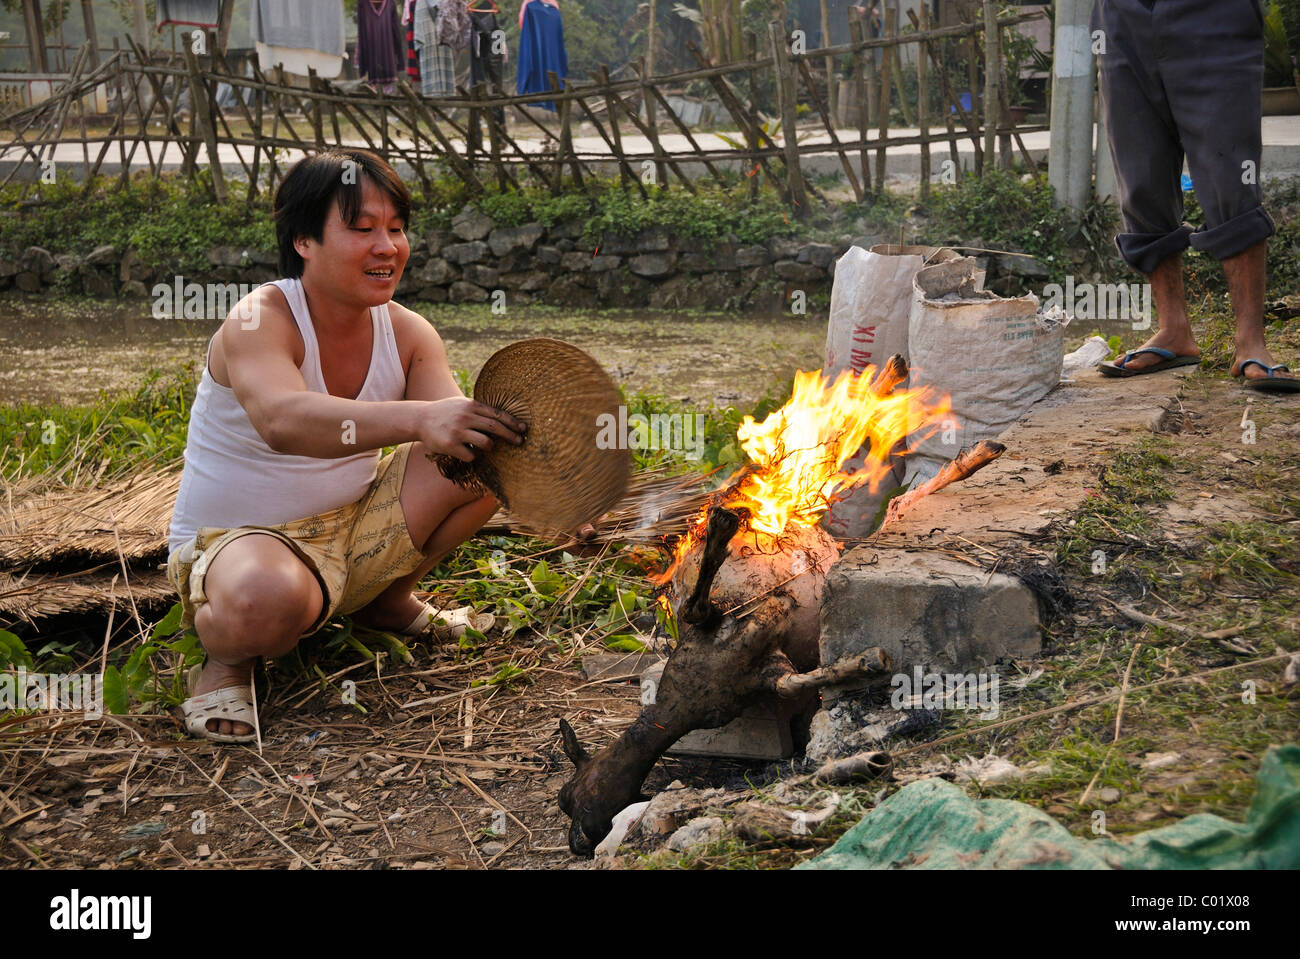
[0,366,197,483]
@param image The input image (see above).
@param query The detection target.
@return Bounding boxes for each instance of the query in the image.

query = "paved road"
[4,116,1299,184]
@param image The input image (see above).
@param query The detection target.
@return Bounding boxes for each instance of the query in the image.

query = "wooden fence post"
[848,16,871,196]
[908,8,964,179]
[308,68,325,150]
[981,0,1000,176]
[795,55,862,201]
[599,63,640,195]
[874,10,894,192]
[918,7,930,201]
[639,56,666,188]
[745,31,760,201]
[821,0,835,122]
[888,10,912,127]
[768,19,808,214]
[184,41,227,201]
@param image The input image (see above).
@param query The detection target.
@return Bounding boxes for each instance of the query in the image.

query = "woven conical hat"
[439,338,631,537]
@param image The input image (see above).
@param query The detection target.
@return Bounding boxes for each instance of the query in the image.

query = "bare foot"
[191,658,255,738]
[1230,346,1294,381]
[1114,332,1201,371]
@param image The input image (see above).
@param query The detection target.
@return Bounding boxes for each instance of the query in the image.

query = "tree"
[673,0,742,63]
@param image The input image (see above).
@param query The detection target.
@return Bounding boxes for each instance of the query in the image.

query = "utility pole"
[1048,0,1096,209]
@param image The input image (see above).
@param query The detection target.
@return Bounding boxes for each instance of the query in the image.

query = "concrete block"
[581,652,665,681]
[668,704,794,760]
[641,662,794,760]
[820,547,1040,682]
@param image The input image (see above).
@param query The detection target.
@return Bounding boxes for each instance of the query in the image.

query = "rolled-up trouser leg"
[1154,0,1275,261]
[1092,0,1193,274]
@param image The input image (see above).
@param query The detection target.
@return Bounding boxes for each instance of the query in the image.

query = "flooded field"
[0,298,825,410]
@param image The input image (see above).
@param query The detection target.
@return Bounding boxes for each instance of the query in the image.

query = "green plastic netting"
[798,744,1300,870]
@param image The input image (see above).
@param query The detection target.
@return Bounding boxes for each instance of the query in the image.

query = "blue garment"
[516,0,567,112]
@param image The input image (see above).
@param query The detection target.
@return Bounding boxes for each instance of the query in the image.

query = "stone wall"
[0,204,863,312]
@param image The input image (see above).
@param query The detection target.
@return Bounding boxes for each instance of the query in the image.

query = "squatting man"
[165,148,527,743]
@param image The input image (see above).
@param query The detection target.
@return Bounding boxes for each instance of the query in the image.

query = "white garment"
[254,42,344,78]
[251,0,346,76]
[167,278,408,556]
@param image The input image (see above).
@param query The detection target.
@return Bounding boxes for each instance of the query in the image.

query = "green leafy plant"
[0,629,33,671]
[1264,0,1298,87]
[0,366,196,482]
[929,168,1070,272]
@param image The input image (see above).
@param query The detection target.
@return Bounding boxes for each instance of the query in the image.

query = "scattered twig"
[1079,641,1141,806]
[1104,598,1195,636]
[178,752,315,870]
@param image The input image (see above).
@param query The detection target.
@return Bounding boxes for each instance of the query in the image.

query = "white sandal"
[181,663,260,745]
[399,601,495,640]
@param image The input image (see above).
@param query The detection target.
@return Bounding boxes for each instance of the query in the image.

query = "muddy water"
[0,299,826,410]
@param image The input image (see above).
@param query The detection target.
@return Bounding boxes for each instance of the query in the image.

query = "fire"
[657,364,950,580]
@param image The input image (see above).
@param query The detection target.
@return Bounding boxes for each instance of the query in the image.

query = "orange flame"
[657,364,951,580]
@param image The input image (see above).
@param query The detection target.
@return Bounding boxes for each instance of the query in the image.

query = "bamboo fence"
[0,8,1046,213]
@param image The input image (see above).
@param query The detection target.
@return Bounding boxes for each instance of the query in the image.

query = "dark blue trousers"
[1092,0,1276,274]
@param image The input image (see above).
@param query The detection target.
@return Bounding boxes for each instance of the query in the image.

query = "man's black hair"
[272,148,413,278]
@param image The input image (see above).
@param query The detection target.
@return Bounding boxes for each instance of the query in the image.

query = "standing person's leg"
[1220,240,1291,383]
[1093,0,1200,372]
[1155,0,1287,383]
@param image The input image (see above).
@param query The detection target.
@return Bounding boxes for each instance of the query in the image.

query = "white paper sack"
[904,257,1067,486]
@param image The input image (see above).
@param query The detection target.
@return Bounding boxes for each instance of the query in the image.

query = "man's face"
[296,176,410,307]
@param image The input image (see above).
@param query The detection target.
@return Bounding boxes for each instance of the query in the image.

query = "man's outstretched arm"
[223,288,522,460]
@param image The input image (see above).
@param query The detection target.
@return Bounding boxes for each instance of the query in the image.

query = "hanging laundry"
[402,0,421,83]
[436,0,473,52]
[470,4,506,91]
[467,2,507,153]
[251,0,346,79]
[156,0,220,29]
[516,0,567,112]
[517,0,560,28]
[413,0,456,96]
[356,0,405,93]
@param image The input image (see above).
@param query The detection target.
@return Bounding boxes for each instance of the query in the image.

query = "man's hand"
[417,396,527,462]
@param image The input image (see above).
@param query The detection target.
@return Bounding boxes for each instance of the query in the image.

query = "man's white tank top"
[167,278,407,556]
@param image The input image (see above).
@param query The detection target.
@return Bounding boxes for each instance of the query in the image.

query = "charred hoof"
[567,819,598,859]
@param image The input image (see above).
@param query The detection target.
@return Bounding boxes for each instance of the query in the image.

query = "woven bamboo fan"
[432,338,631,536]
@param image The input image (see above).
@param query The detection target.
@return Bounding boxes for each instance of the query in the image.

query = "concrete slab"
[868,365,1185,548]
[580,652,665,682]
[666,705,795,761]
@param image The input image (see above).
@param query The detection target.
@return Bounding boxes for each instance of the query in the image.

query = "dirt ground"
[2,311,1297,871]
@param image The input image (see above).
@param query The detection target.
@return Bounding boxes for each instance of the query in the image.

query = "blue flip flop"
[1098,347,1200,378]
[1236,359,1300,394]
